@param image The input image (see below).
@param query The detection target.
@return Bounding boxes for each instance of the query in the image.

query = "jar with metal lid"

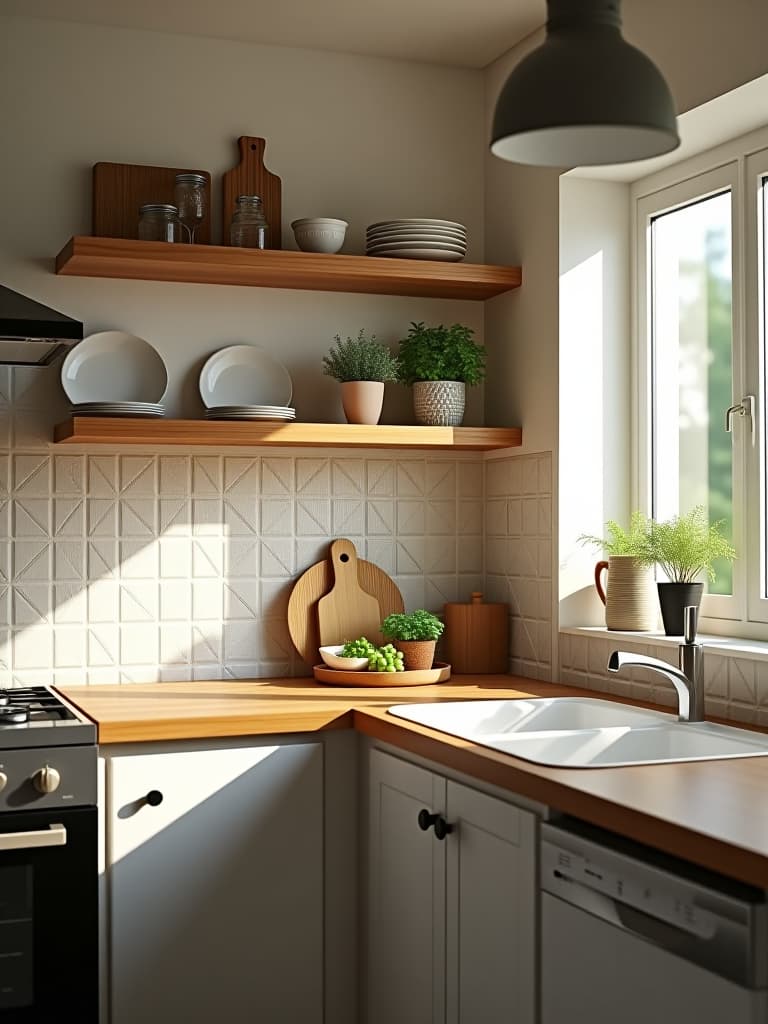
[138,203,181,243]
[230,195,269,249]
[174,173,207,243]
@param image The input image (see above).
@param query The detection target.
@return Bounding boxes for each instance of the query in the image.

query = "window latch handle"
[725,395,755,446]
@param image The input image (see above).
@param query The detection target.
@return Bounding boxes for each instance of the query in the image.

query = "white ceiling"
[0,0,546,69]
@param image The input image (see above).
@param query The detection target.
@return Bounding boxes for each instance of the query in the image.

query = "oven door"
[0,806,97,1023]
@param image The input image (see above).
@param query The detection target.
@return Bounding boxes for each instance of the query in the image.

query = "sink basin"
[387,698,768,768]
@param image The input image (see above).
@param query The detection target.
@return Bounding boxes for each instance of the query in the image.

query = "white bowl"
[319,645,369,671]
[292,218,348,254]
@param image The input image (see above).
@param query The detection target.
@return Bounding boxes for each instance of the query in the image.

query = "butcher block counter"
[60,675,768,888]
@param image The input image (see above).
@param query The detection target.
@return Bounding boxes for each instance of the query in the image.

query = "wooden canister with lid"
[443,592,509,674]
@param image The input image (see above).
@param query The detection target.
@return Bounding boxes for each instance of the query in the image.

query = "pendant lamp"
[491,0,680,166]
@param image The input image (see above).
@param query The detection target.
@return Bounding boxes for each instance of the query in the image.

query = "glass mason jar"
[230,195,269,249]
[138,203,180,243]
[174,173,207,243]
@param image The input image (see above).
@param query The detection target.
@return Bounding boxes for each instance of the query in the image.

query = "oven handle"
[0,823,66,851]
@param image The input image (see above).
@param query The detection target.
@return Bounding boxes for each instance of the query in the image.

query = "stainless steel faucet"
[607,606,705,722]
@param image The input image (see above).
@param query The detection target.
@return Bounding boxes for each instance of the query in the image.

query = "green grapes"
[340,637,405,672]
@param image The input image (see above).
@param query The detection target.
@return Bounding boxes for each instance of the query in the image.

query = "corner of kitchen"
[2,1,768,1022]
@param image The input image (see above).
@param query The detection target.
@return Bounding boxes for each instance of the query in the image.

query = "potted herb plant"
[397,321,486,426]
[381,609,445,670]
[639,506,736,635]
[322,330,398,425]
[579,512,657,630]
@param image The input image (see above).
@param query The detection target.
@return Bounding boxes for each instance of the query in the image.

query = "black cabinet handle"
[146,790,164,807]
[418,808,453,840]
[433,816,453,841]
[418,808,438,831]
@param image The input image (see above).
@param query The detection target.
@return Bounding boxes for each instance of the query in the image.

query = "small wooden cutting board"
[317,539,383,647]
[221,136,282,249]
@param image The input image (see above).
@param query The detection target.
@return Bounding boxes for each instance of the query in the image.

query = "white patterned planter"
[413,381,465,426]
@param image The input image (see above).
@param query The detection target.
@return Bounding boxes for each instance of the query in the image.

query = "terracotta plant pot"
[396,640,436,671]
[594,555,657,631]
[657,582,704,636]
[340,381,385,425]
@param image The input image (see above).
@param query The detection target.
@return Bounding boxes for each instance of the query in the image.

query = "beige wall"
[0,15,486,429]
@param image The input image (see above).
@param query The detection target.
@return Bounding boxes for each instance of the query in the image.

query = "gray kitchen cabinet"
[366,748,536,1024]
[105,738,324,1024]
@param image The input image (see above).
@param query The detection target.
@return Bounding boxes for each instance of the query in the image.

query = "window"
[634,138,768,637]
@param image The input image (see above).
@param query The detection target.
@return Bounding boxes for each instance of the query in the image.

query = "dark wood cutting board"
[92,162,212,243]
[221,136,282,249]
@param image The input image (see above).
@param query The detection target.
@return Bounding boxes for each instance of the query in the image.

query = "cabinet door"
[367,749,446,1024]
[445,781,536,1024]
[108,741,323,1024]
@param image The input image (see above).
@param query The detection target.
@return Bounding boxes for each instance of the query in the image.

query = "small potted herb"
[381,609,445,670]
[397,322,486,426]
[639,506,736,634]
[322,330,398,425]
[578,512,656,630]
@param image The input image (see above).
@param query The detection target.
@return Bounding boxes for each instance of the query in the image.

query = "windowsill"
[561,625,768,663]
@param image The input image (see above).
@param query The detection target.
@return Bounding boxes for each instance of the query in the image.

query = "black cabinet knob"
[434,816,453,841]
[418,808,438,831]
[146,790,164,807]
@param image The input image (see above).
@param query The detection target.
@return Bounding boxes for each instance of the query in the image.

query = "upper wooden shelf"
[55,237,522,301]
[53,418,522,451]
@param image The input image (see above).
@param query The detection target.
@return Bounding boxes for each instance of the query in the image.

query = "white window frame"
[632,126,768,640]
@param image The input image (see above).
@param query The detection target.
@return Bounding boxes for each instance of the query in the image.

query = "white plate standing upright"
[199,345,293,409]
[61,332,168,404]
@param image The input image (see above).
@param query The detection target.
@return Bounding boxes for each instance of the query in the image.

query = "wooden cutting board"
[318,539,382,648]
[443,592,509,673]
[287,539,404,665]
[221,136,282,249]
[92,162,212,242]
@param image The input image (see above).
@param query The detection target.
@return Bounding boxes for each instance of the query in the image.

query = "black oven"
[0,806,97,1022]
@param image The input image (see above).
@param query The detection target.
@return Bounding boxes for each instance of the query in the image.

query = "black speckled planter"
[657,582,704,636]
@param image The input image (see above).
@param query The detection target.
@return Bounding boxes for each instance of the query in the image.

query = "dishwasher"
[540,819,768,1023]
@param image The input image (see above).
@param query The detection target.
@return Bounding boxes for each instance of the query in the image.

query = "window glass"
[650,190,733,593]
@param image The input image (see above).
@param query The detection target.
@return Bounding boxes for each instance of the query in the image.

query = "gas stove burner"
[0,691,13,707]
[0,705,29,724]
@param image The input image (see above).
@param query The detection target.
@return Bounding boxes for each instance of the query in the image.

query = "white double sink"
[388,697,768,768]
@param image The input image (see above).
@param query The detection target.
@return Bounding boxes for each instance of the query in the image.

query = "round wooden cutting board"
[287,539,404,666]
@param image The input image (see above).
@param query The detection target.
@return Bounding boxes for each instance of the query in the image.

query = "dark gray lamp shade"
[491,0,680,167]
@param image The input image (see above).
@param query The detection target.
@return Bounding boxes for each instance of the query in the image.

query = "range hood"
[0,285,83,366]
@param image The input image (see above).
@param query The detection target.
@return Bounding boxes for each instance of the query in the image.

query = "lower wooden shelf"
[53,418,522,451]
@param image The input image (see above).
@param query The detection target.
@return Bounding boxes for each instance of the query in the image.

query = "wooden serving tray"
[313,662,451,687]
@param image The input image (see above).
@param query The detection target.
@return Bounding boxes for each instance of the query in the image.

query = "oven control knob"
[0,772,7,792]
[33,765,61,795]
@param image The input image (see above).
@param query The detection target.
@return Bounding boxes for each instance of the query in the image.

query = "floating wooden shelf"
[55,236,522,301]
[53,418,522,451]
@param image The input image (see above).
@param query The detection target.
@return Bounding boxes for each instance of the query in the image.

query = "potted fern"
[397,321,485,426]
[579,512,656,630]
[381,609,445,670]
[322,330,398,425]
[640,506,736,635]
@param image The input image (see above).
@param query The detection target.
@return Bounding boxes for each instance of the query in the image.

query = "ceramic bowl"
[291,218,348,254]
[318,645,369,671]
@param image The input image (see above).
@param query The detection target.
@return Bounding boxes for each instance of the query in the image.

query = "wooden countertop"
[59,676,768,888]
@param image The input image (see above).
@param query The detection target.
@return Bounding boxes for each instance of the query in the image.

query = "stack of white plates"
[71,401,165,418]
[365,219,467,261]
[204,405,296,421]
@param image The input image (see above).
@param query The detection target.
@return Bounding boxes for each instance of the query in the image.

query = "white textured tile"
[193,580,223,620]
[458,500,482,535]
[522,498,539,537]
[397,461,426,496]
[119,456,156,496]
[426,462,456,498]
[261,458,293,495]
[485,500,507,537]
[160,581,191,621]
[120,582,159,622]
[160,624,192,665]
[224,622,261,661]
[296,499,331,536]
[119,541,159,579]
[537,452,553,495]
[332,499,364,536]
[13,454,50,496]
[260,499,293,536]
[365,539,395,575]
[14,627,53,670]
[296,459,330,496]
[427,501,456,535]
[366,460,394,496]
[224,457,259,495]
[396,500,426,535]
[191,625,222,664]
[54,583,86,624]
[54,456,85,495]
[193,456,222,495]
[224,580,259,619]
[119,498,157,537]
[425,575,458,610]
[396,538,425,575]
[259,579,291,620]
[192,539,223,578]
[729,658,756,705]
[159,538,191,579]
[486,458,511,497]
[159,498,191,534]
[159,456,190,495]
[458,461,482,498]
[426,537,456,574]
[192,498,223,536]
[13,499,51,537]
[332,460,364,495]
[55,498,84,537]
[260,619,294,660]
[522,457,539,495]
[366,500,394,536]
[88,540,118,579]
[54,541,84,581]
[13,541,51,581]
[12,584,51,626]
[395,576,426,611]
[224,538,259,577]
[223,497,257,535]
[87,500,117,537]
[87,456,118,496]
[261,539,294,576]
[54,627,85,669]
[120,624,159,665]
[88,580,119,624]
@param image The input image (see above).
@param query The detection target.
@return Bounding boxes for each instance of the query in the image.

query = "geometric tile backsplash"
[0,367,555,686]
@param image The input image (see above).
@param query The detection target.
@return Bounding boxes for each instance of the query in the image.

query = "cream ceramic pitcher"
[594,555,657,631]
